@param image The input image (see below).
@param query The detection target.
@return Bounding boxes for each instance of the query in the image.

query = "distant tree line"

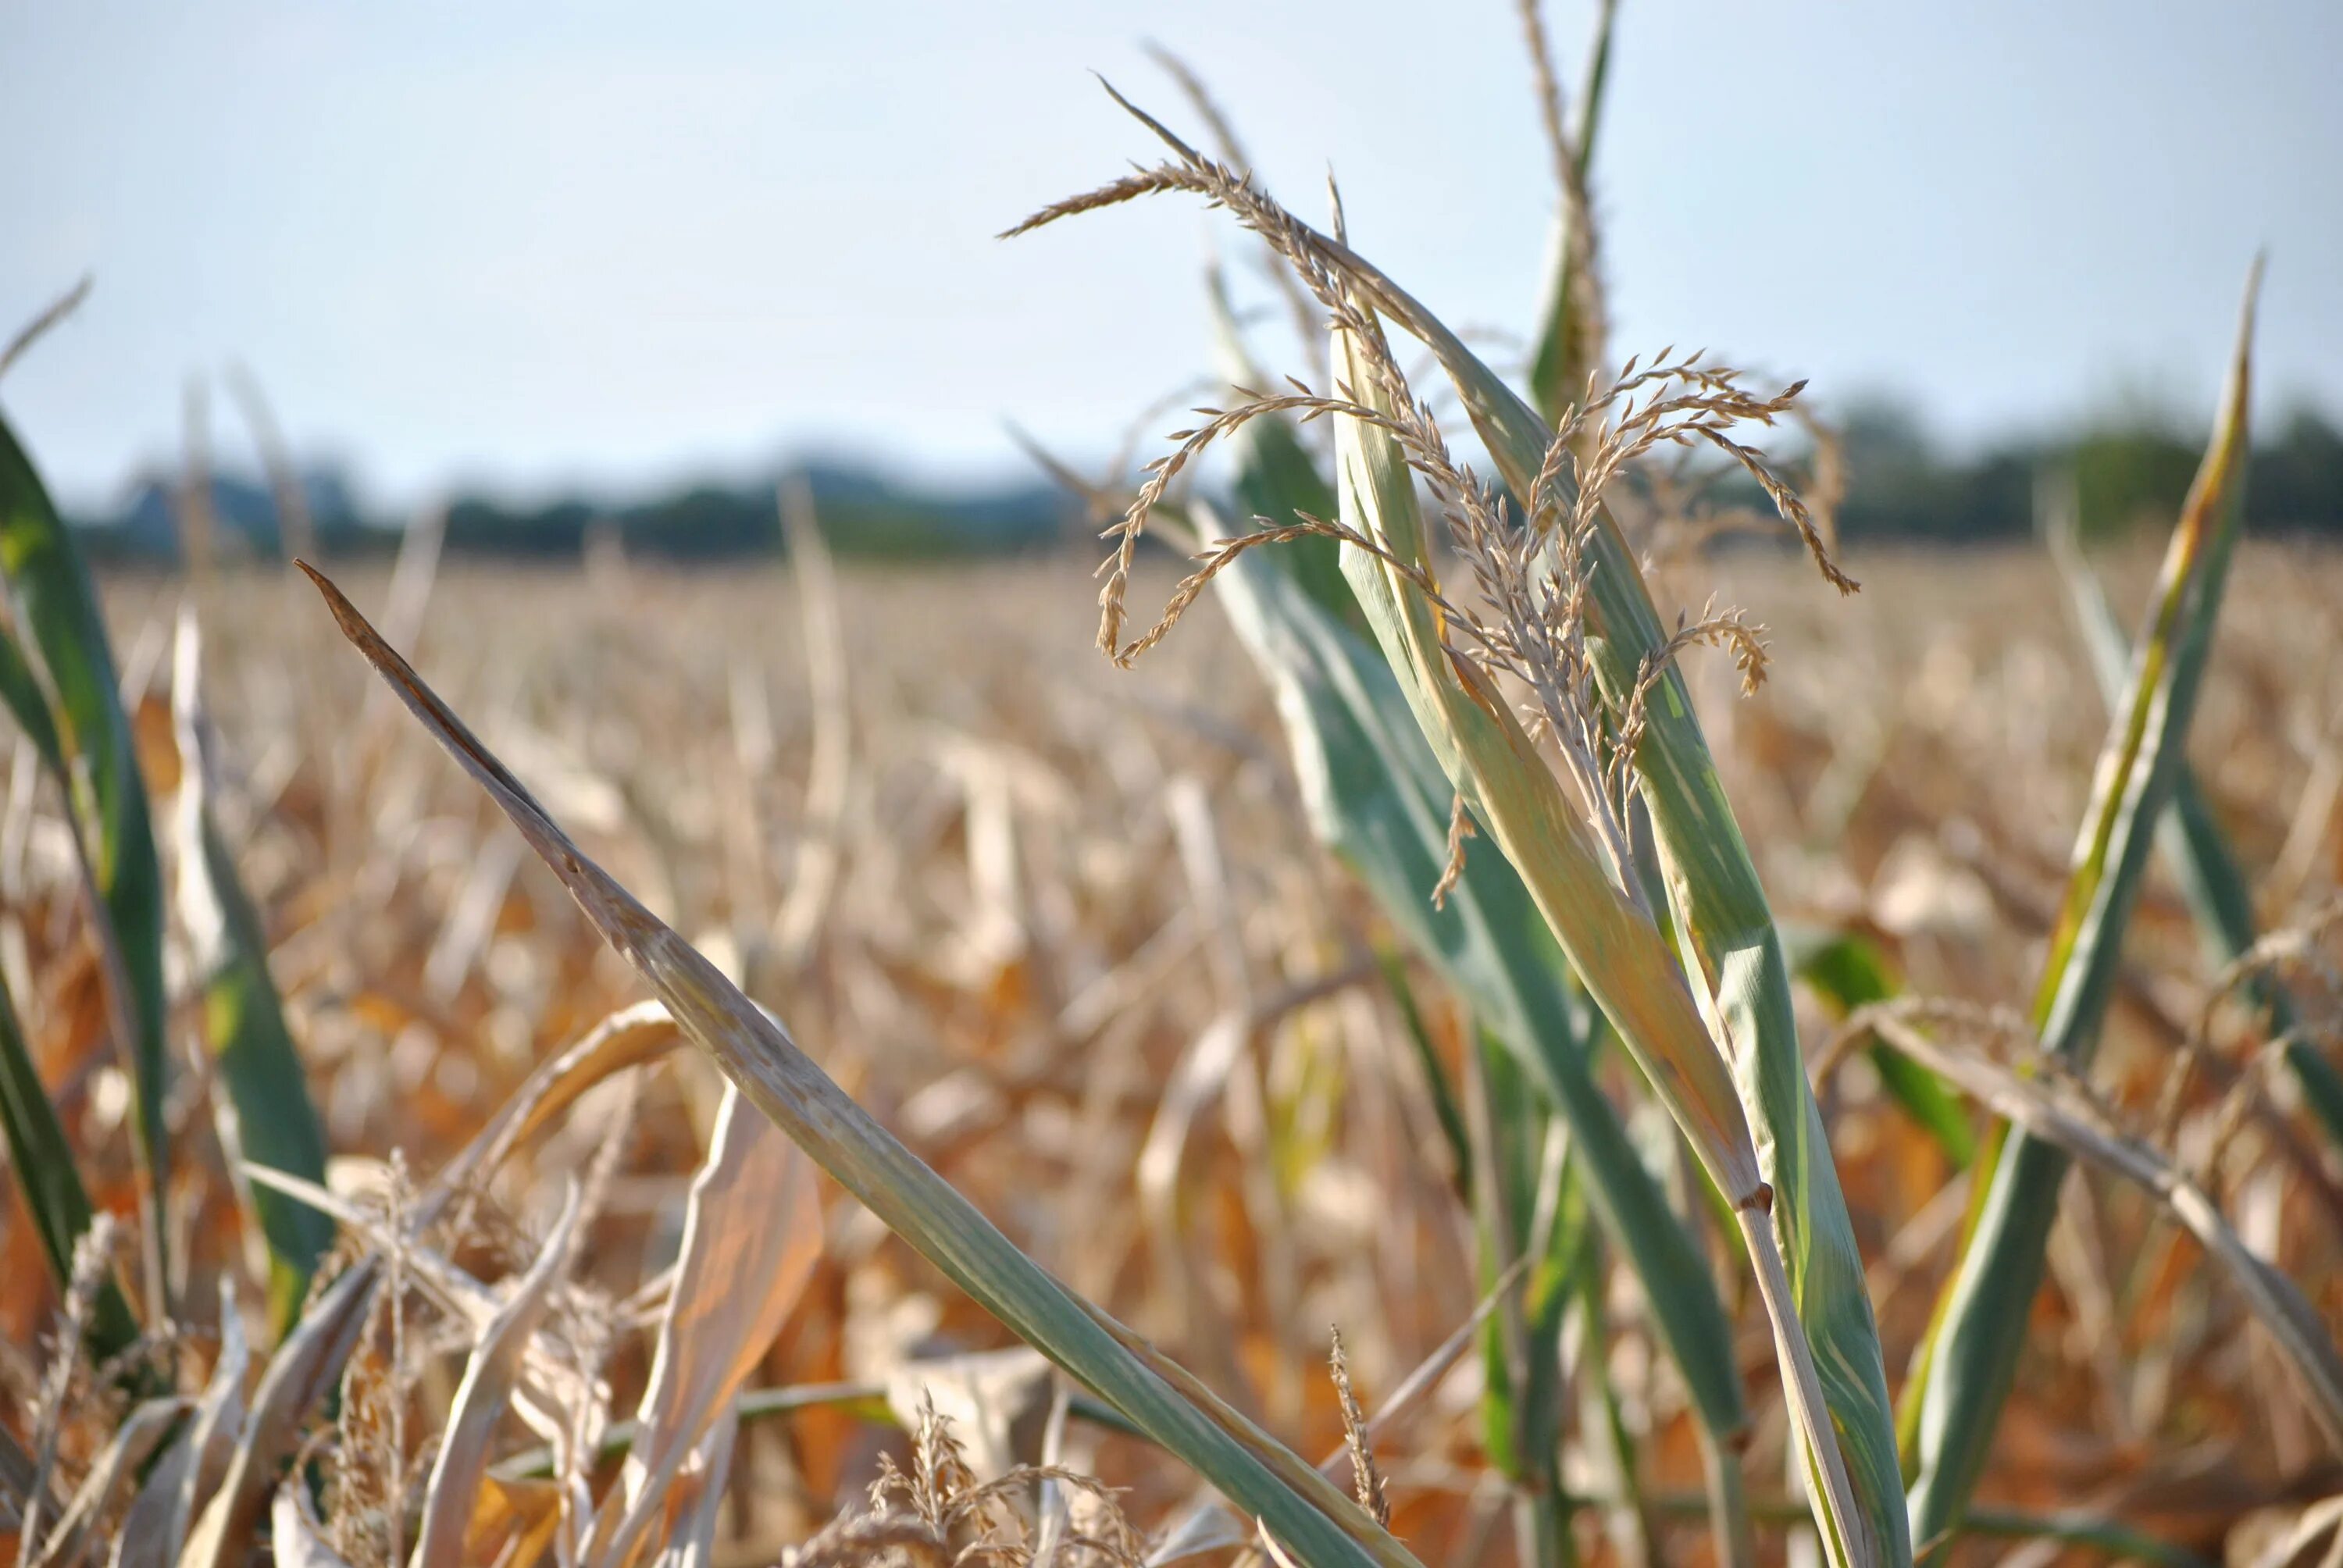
[1835,398,2343,543]
[70,459,1074,566]
[66,401,2343,565]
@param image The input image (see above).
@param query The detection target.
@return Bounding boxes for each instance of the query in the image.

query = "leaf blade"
[585,1087,822,1568]
[0,411,173,1307]
[1905,265,2263,1548]
[2048,512,2343,1156]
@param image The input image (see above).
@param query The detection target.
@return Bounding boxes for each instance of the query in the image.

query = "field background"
[8,540,2334,1560]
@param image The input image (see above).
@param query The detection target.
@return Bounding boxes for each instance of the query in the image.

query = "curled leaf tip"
[1096,76,1204,165]
[298,561,373,649]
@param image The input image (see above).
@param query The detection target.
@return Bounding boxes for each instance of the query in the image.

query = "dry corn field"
[6,9,2343,1567]
[0,540,2334,1567]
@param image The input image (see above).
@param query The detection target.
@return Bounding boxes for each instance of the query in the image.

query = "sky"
[2,0,2338,512]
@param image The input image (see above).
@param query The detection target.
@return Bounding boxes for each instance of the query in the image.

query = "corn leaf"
[1211,522,1747,1449]
[27,1395,186,1566]
[115,1414,208,1568]
[0,411,172,1305]
[172,611,335,1336]
[301,562,1416,1568]
[177,1003,683,1567]
[161,1278,250,1563]
[640,1407,736,1568]
[1525,0,1616,426]
[2048,520,2343,1154]
[1325,328,1763,1206]
[1903,267,2261,1549]
[0,966,140,1360]
[1862,1008,2343,1459]
[455,1000,683,1195]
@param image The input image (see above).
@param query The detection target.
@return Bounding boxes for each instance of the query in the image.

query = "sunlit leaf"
[585,1088,822,1568]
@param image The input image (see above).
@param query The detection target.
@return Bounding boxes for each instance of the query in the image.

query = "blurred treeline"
[66,397,2343,564]
[70,458,1070,565]
[1835,397,2343,543]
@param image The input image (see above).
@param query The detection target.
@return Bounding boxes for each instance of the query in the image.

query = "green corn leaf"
[301,563,1414,1568]
[1867,1005,2343,1460]
[1526,0,1617,426]
[0,410,173,1308]
[1788,928,1976,1168]
[0,966,141,1360]
[1568,0,1619,176]
[2048,519,2343,1155]
[1904,265,2261,1550]
[1302,219,1906,1568]
[171,611,335,1338]
[1211,515,1749,1451]
[0,627,62,769]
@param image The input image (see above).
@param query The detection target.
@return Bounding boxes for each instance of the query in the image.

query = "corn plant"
[1172,69,1770,1531]
[1007,70,1904,1564]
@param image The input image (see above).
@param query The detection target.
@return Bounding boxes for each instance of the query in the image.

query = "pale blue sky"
[2,1,2338,510]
